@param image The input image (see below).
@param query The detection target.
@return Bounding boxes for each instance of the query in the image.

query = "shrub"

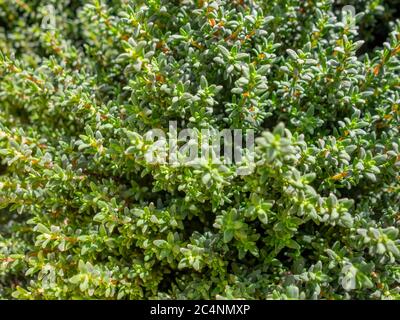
[0,0,399,300]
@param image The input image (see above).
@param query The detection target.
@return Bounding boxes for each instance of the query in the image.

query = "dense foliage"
[0,0,399,300]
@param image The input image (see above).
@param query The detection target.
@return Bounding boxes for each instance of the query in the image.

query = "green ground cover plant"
[0,0,399,299]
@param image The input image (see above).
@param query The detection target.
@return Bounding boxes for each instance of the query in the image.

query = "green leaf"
[69,275,81,284]
[223,230,234,243]
[286,285,299,299]
[125,146,136,155]
[35,223,50,234]
[386,241,400,257]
